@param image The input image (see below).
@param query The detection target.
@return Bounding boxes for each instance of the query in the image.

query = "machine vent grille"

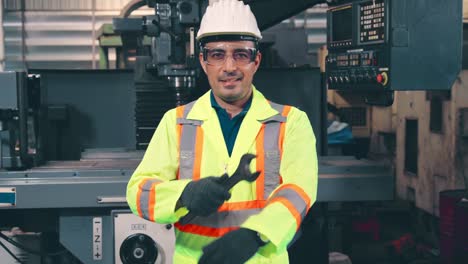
[135,80,175,149]
[340,107,367,127]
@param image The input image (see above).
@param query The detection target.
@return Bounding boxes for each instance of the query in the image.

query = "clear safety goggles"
[202,44,258,66]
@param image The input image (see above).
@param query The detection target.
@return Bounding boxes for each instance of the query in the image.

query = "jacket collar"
[186,85,281,161]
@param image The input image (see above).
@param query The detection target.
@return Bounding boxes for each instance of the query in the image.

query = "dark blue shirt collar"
[210,91,252,117]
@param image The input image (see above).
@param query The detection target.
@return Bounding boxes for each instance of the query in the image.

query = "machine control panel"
[325,0,462,101]
[326,0,390,92]
[326,48,389,91]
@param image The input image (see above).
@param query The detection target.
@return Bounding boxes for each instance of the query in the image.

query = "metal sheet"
[60,214,113,264]
[35,70,137,160]
[0,175,129,208]
[0,71,18,109]
[2,3,153,70]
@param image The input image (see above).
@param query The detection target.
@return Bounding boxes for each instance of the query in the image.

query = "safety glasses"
[202,45,258,66]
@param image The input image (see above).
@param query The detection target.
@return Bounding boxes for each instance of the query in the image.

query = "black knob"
[356,73,363,83]
[120,233,158,264]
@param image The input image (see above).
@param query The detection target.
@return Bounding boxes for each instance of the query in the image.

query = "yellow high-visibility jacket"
[127,86,318,263]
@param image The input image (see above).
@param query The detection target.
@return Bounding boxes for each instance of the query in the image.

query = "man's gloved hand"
[179,174,231,216]
[199,228,265,264]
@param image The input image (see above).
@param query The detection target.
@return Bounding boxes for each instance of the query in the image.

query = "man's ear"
[199,53,207,74]
[252,51,262,73]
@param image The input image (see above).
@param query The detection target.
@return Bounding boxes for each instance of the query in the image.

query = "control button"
[344,76,350,83]
[339,76,344,83]
[363,72,371,83]
[376,72,389,86]
[376,74,383,83]
[356,73,363,83]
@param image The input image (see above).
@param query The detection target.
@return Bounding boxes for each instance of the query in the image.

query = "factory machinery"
[0,0,461,263]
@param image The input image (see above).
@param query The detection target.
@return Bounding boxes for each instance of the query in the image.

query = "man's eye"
[209,52,225,60]
[234,50,251,60]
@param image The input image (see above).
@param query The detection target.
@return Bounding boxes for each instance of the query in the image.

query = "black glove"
[179,174,231,216]
[199,228,265,264]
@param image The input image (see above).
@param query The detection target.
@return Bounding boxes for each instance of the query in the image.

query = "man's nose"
[223,55,237,72]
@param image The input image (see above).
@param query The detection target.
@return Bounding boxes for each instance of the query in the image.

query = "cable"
[0,239,25,264]
[0,232,67,257]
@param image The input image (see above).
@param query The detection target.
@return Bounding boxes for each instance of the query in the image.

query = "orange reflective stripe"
[275,183,311,210]
[193,126,203,180]
[176,106,185,180]
[174,223,239,237]
[255,124,265,200]
[136,178,162,221]
[148,182,162,222]
[282,105,292,117]
[269,196,301,230]
[218,200,266,211]
[278,105,291,156]
[174,201,265,236]
[176,106,185,137]
[176,105,185,118]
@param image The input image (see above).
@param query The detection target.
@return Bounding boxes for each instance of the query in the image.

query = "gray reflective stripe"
[178,100,199,180]
[187,208,262,228]
[261,101,288,199]
[176,101,202,126]
[177,119,203,126]
[270,188,308,222]
[263,121,281,199]
[138,178,162,220]
[269,101,284,113]
[261,114,286,123]
[184,101,197,117]
[179,126,197,180]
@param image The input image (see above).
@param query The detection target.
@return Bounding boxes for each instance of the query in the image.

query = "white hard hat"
[197,0,262,43]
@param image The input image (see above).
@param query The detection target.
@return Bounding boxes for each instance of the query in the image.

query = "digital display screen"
[331,6,352,42]
[360,0,386,44]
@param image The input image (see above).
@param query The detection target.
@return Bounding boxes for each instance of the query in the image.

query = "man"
[126,0,318,263]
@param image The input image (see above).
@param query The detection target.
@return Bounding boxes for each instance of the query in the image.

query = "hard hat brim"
[197,34,260,46]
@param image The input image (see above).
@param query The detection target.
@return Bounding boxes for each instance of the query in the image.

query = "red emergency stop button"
[376,74,383,83]
[376,72,388,86]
